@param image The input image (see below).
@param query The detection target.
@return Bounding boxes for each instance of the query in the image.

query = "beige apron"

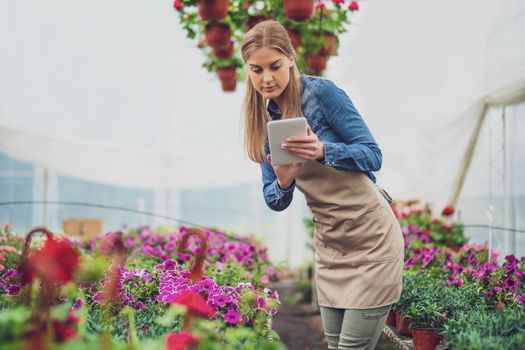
[295,160,404,309]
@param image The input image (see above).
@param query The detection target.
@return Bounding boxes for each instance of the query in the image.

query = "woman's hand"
[267,154,302,190]
[281,126,324,161]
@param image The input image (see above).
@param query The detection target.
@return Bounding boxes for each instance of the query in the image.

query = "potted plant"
[205,21,232,48]
[283,0,315,22]
[203,54,244,92]
[297,2,352,75]
[212,40,234,59]
[405,300,445,350]
[197,0,229,21]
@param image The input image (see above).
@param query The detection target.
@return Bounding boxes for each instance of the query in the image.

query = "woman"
[241,20,404,350]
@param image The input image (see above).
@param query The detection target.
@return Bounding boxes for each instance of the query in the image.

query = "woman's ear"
[289,56,294,68]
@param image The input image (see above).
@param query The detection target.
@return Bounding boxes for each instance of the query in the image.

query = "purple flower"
[256,297,267,309]
[164,259,177,271]
[223,308,242,324]
[503,278,519,290]
[7,285,20,296]
[72,298,83,311]
[135,301,145,310]
[2,269,19,280]
[93,292,103,303]
[211,294,231,308]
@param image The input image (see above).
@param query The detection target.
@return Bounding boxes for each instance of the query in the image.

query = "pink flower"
[223,308,242,324]
[260,275,270,284]
[172,0,184,11]
[316,2,326,10]
[266,267,275,276]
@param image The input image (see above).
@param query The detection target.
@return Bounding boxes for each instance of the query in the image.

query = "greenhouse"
[0,0,524,349]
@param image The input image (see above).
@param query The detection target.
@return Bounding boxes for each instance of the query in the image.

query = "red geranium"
[165,331,199,350]
[348,1,359,11]
[442,206,455,217]
[25,236,80,286]
[53,310,79,342]
[333,0,345,4]
[171,290,216,319]
[173,0,183,11]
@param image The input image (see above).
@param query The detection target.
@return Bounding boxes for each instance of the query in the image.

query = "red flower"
[348,1,359,11]
[165,332,199,350]
[173,0,184,11]
[53,310,79,342]
[26,236,80,286]
[431,218,440,224]
[243,1,250,9]
[441,206,455,217]
[332,0,345,4]
[171,290,216,319]
[316,2,326,10]
[443,311,447,321]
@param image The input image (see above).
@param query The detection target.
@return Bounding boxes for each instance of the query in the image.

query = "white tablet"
[267,118,308,165]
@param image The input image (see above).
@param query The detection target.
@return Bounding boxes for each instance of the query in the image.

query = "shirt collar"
[266,75,309,118]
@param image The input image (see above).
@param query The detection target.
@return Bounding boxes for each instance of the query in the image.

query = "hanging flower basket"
[285,28,301,50]
[317,33,337,56]
[306,53,328,74]
[197,0,229,21]
[205,22,231,48]
[245,16,270,32]
[216,66,237,92]
[411,328,439,350]
[212,40,234,59]
[283,0,315,22]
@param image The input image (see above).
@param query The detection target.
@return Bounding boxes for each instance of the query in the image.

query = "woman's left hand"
[281,126,324,161]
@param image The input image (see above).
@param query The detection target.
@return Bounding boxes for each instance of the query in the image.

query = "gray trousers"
[319,304,391,350]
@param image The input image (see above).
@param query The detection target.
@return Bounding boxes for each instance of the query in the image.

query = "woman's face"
[246,47,294,101]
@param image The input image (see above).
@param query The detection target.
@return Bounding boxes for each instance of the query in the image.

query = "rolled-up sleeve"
[319,80,382,175]
[261,140,295,211]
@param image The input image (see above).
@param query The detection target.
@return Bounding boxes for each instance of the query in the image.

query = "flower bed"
[0,225,286,349]
[393,207,525,349]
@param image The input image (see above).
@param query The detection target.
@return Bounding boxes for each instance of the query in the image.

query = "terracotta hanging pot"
[212,40,234,59]
[197,0,229,21]
[411,328,439,350]
[285,28,301,50]
[395,312,412,337]
[283,0,315,22]
[317,33,337,56]
[306,53,328,74]
[220,79,236,92]
[216,66,237,92]
[385,310,396,327]
[245,16,270,32]
[205,22,231,48]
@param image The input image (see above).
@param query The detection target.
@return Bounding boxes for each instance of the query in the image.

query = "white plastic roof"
[1,0,524,209]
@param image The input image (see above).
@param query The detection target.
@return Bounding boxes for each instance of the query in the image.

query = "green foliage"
[440,307,525,350]
[397,273,487,330]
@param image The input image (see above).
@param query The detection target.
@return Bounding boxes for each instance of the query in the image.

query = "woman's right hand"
[266,154,303,190]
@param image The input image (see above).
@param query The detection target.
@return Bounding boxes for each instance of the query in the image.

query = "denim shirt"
[262,75,382,211]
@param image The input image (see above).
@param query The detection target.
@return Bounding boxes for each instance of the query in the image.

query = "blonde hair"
[241,20,303,164]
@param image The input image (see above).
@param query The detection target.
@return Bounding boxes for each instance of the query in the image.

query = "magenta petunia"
[223,308,242,324]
